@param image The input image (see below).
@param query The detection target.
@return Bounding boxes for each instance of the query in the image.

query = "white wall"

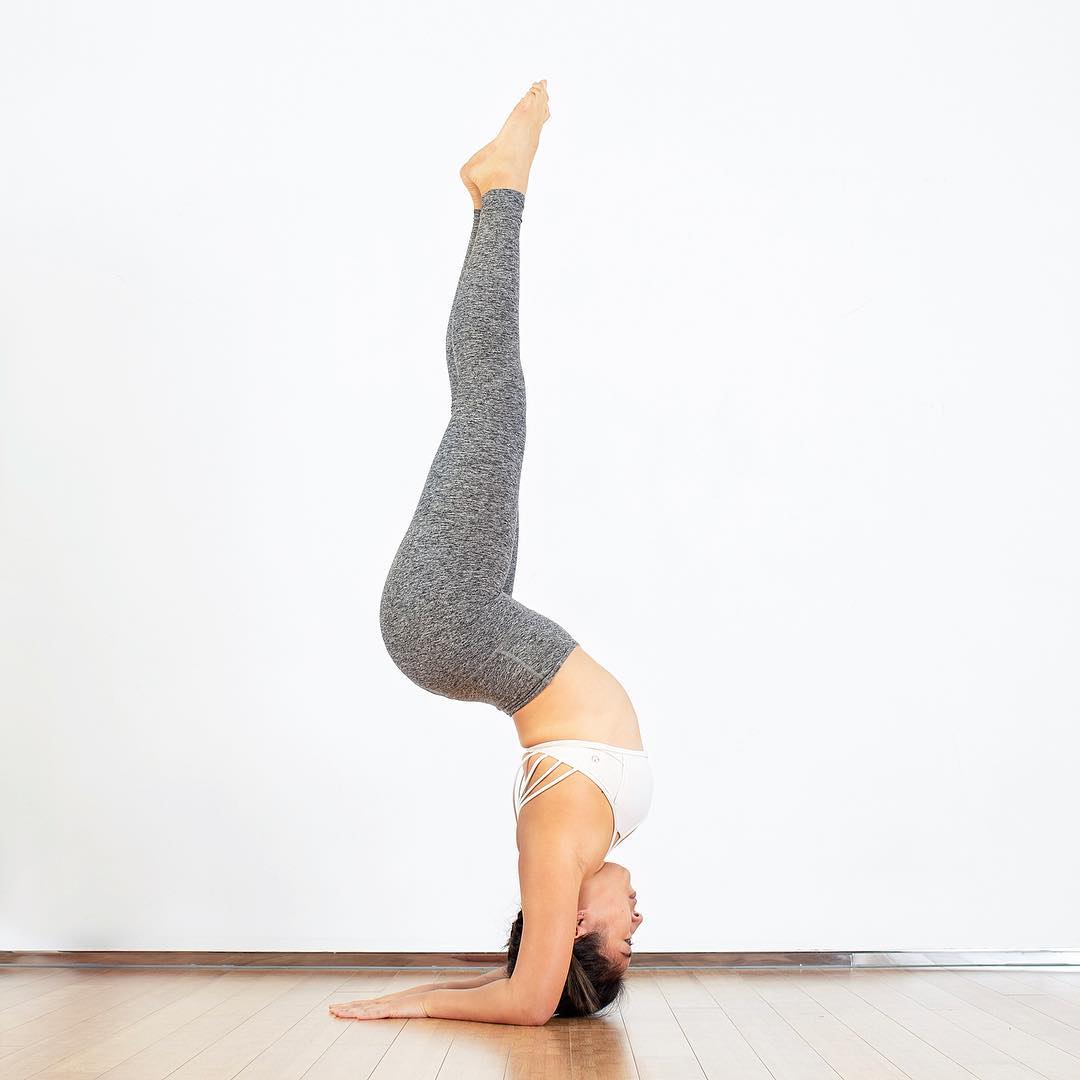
[2,0,1078,952]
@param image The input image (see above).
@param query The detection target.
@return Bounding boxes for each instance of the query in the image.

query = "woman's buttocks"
[513,646,644,750]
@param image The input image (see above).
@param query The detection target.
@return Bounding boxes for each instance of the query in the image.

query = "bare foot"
[460,80,550,203]
[459,139,495,209]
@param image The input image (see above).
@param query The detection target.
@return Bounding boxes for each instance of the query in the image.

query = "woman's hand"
[328,994,428,1021]
[328,968,510,1021]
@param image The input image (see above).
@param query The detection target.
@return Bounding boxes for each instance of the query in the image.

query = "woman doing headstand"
[330,80,652,1026]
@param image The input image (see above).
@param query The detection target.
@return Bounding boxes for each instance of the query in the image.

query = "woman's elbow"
[518,1005,554,1027]
[505,980,557,1026]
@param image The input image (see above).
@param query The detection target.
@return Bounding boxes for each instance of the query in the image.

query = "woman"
[330,80,652,1026]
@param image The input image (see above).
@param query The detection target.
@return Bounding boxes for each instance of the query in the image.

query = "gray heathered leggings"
[379,187,578,716]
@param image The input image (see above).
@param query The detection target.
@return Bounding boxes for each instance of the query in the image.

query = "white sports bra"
[513,739,654,857]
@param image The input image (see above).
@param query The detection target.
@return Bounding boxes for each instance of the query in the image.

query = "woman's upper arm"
[470,966,512,988]
[438,966,510,991]
[507,837,583,1024]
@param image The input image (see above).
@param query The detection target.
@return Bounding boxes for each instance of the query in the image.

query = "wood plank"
[330,970,418,994]
[299,1015,406,1080]
[927,1005,1079,1080]
[879,972,1080,1080]
[650,970,771,1079]
[960,971,1080,1029]
[324,967,458,1079]
[226,988,354,1080]
[303,969,446,1079]
[0,970,93,1012]
[96,972,310,1079]
[433,1020,513,1079]
[29,972,251,1080]
[987,970,1080,1005]
[619,972,705,1079]
[0,971,60,989]
[872,973,961,1011]
[693,972,773,1010]
[650,972,717,1008]
[646,971,768,1080]
[845,971,1046,1080]
[795,973,973,1080]
[959,970,1054,995]
[695,972,839,1079]
[161,973,351,1080]
[666,1006,773,1080]
[501,1020,574,1080]
[356,1018,456,1080]
[747,973,910,1079]
[568,1014,638,1080]
[922,971,1080,1055]
[0,971,183,1048]
[0,972,209,1079]
[0,969,119,1041]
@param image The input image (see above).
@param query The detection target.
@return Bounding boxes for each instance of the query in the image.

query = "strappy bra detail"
[513,739,654,857]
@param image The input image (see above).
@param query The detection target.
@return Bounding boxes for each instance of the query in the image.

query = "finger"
[334,1007,379,1020]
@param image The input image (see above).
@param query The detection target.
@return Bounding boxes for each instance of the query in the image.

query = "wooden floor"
[2,966,1080,1079]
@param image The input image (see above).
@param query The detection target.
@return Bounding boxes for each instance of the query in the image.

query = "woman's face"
[576,861,643,971]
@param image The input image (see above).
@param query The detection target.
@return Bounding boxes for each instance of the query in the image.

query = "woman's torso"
[512,646,643,750]
[512,646,648,864]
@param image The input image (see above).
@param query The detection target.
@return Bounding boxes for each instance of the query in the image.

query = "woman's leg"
[441,200,520,597]
[444,208,481,388]
[445,205,523,596]
[380,188,576,715]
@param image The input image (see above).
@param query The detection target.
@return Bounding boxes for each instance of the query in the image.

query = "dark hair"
[505,908,627,1018]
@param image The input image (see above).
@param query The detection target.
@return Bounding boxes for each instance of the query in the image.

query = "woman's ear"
[573,911,588,938]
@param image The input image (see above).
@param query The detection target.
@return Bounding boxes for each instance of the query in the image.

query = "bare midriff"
[512,645,645,751]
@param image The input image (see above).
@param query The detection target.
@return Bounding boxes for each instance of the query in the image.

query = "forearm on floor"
[420,979,544,1026]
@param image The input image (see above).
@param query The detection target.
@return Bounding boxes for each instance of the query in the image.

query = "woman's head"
[505,860,643,1017]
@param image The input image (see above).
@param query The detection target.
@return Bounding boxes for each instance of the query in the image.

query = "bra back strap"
[517,753,579,811]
